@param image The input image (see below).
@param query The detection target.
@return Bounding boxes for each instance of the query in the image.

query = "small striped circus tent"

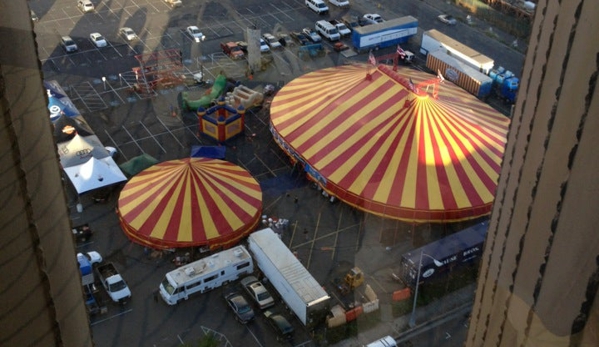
[117,158,262,249]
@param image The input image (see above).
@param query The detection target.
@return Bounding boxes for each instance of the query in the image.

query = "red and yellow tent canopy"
[270,64,510,223]
[117,158,262,249]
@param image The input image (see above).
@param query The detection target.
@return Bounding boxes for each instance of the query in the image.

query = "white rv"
[159,246,253,305]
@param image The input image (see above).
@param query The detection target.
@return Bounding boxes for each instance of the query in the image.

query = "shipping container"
[426,50,493,99]
[400,220,488,289]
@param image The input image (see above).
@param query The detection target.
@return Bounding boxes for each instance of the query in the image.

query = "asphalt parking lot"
[32,0,525,346]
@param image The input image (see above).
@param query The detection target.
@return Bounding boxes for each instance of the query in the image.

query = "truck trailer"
[351,16,418,53]
[426,49,493,99]
[420,29,494,74]
[247,228,331,327]
[400,220,488,289]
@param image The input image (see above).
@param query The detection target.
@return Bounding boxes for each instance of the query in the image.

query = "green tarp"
[119,153,159,177]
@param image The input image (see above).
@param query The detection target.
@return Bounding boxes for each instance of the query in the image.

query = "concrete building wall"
[0,1,93,346]
[466,1,599,346]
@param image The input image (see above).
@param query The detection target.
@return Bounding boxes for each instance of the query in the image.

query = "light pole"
[408,250,443,328]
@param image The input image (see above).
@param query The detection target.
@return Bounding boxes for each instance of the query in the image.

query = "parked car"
[263,33,281,49]
[438,14,457,25]
[77,251,103,265]
[302,28,322,43]
[186,26,206,42]
[224,292,255,324]
[264,310,294,342]
[77,0,95,13]
[363,14,384,25]
[119,27,138,41]
[235,41,248,53]
[259,39,270,53]
[290,31,310,46]
[277,33,294,47]
[220,42,244,59]
[240,276,275,309]
[90,32,107,47]
[164,0,182,7]
[342,15,361,29]
[60,36,78,53]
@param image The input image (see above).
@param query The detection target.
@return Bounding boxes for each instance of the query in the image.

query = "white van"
[159,246,254,305]
[305,0,329,14]
[364,336,397,347]
[315,20,340,41]
[77,0,95,13]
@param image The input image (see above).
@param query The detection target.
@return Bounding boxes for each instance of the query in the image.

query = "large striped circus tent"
[270,64,510,223]
[117,158,262,249]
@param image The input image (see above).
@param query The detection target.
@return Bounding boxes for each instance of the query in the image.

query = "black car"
[224,292,255,324]
[264,310,294,342]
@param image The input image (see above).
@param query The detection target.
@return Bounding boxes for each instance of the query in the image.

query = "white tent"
[57,134,110,168]
[64,156,127,194]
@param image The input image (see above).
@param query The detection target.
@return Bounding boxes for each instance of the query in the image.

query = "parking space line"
[121,125,145,154]
[269,4,294,21]
[156,117,185,148]
[90,308,133,326]
[305,212,322,269]
[246,320,264,347]
[103,130,128,162]
[331,210,343,260]
[138,121,167,153]
[184,124,202,142]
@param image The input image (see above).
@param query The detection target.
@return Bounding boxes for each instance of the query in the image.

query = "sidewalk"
[331,283,476,346]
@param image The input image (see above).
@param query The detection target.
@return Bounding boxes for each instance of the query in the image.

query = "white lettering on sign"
[463,247,480,256]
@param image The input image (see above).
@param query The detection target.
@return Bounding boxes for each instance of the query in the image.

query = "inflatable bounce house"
[197,98,246,143]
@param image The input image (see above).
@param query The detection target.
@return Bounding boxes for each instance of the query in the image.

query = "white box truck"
[420,29,494,74]
[248,228,330,327]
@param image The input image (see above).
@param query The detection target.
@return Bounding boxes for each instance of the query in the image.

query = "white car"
[259,39,270,53]
[90,32,107,47]
[438,14,457,25]
[77,251,103,265]
[119,27,138,41]
[262,33,281,49]
[186,26,206,42]
[363,14,384,25]
[78,0,95,13]
[241,276,275,310]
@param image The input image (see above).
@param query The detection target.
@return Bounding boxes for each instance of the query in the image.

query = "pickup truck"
[220,42,244,59]
[95,262,131,304]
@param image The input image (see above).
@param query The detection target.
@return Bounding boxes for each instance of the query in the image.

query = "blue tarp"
[190,146,226,159]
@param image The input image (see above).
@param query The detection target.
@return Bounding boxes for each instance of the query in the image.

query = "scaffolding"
[132,49,184,98]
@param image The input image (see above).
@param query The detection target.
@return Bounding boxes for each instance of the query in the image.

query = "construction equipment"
[333,267,364,295]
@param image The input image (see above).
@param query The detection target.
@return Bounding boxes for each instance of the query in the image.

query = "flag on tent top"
[368,51,376,66]
[437,70,445,83]
[408,78,416,92]
[397,45,406,58]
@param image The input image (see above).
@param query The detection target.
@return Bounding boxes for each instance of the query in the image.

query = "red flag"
[408,78,418,93]
[397,45,406,58]
[368,51,376,66]
[437,69,445,83]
